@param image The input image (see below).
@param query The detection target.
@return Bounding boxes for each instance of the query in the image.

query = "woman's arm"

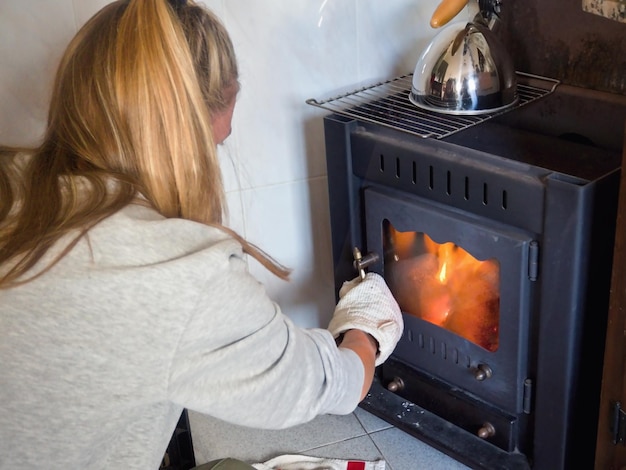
[338,329,378,400]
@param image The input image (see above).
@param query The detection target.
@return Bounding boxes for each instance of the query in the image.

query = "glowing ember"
[386,229,500,352]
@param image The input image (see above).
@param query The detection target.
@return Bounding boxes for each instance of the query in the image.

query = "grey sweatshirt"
[0,203,363,470]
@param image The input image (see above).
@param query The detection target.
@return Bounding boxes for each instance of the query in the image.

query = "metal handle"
[430,0,470,28]
[477,422,496,439]
[352,247,380,280]
[474,364,493,381]
[386,377,405,393]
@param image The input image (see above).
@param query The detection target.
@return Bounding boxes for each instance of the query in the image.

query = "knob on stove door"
[352,247,380,280]
[477,422,496,439]
[386,377,405,392]
[474,363,493,381]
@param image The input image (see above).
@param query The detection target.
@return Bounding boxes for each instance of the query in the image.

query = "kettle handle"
[430,0,470,28]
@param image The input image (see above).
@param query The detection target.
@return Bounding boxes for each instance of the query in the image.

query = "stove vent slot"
[378,154,512,211]
[361,144,546,233]
[408,328,471,369]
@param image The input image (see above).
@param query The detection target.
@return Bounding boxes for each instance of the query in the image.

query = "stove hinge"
[528,241,539,281]
[610,401,626,445]
[523,379,533,414]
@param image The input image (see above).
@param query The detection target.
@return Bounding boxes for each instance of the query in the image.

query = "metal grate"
[306,72,560,139]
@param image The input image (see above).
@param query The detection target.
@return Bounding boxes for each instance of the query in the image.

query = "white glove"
[328,272,403,366]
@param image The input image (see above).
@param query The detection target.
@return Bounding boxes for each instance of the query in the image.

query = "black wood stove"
[308,74,626,469]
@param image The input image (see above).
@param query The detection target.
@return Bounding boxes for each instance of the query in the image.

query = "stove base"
[360,375,531,470]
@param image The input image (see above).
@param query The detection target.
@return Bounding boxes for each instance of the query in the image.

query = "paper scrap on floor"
[253,454,385,470]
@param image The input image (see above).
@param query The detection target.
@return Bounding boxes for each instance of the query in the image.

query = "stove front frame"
[323,113,620,469]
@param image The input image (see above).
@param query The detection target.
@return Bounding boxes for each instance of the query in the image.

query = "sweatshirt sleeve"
[166,239,365,430]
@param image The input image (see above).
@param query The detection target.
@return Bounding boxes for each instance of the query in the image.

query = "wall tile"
[73,0,225,28]
[242,178,336,328]
[356,0,442,83]
[221,0,359,190]
[223,185,246,241]
[72,0,113,27]
[197,0,223,17]
[0,1,76,146]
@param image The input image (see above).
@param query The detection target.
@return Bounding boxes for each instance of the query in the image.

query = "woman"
[0,1,403,469]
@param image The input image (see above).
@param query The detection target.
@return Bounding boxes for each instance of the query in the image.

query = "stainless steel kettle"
[410,0,517,115]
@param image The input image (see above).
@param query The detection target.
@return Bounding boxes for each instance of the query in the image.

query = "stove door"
[364,185,536,416]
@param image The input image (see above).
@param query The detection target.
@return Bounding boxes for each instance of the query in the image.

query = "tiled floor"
[189,406,471,470]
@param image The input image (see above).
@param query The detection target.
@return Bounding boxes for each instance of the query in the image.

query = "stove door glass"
[364,186,535,414]
[384,221,500,352]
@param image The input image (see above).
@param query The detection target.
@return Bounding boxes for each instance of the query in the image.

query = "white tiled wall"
[0,0,442,328]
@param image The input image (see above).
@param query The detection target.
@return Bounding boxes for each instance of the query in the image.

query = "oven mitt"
[328,272,403,366]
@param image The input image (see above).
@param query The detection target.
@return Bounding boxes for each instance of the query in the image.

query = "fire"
[434,242,454,283]
[438,261,447,283]
[386,229,500,352]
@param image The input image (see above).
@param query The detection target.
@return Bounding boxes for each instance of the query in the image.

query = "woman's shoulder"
[83,203,244,270]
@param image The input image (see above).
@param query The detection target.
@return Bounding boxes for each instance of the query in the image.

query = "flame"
[438,261,447,283]
[433,241,456,283]
[425,235,487,282]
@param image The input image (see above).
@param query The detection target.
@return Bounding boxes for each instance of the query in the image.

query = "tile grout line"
[353,411,395,470]
[366,430,394,470]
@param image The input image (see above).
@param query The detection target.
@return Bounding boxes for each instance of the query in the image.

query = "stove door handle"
[352,247,380,280]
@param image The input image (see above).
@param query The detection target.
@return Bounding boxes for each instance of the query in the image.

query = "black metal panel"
[349,124,548,234]
[161,410,196,470]
[364,186,535,415]
[323,115,362,298]
[322,100,620,470]
[379,358,522,453]
[532,172,619,470]
[361,369,532,470]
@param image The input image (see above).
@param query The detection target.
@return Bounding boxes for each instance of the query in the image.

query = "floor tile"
[188,410,367,465]
[354,406,394,433]
[296,434,384,462]
[369,427,472,470]
[190,408,474,469]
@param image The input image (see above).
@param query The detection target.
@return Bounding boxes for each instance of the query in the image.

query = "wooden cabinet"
[596,123,626,470]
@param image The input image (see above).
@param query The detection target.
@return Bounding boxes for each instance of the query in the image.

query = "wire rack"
[306,72,560,139]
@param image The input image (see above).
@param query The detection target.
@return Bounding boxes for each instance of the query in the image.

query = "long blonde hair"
[0,0,290,286]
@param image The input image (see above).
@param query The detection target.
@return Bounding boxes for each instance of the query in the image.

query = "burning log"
[386,232,500,352]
